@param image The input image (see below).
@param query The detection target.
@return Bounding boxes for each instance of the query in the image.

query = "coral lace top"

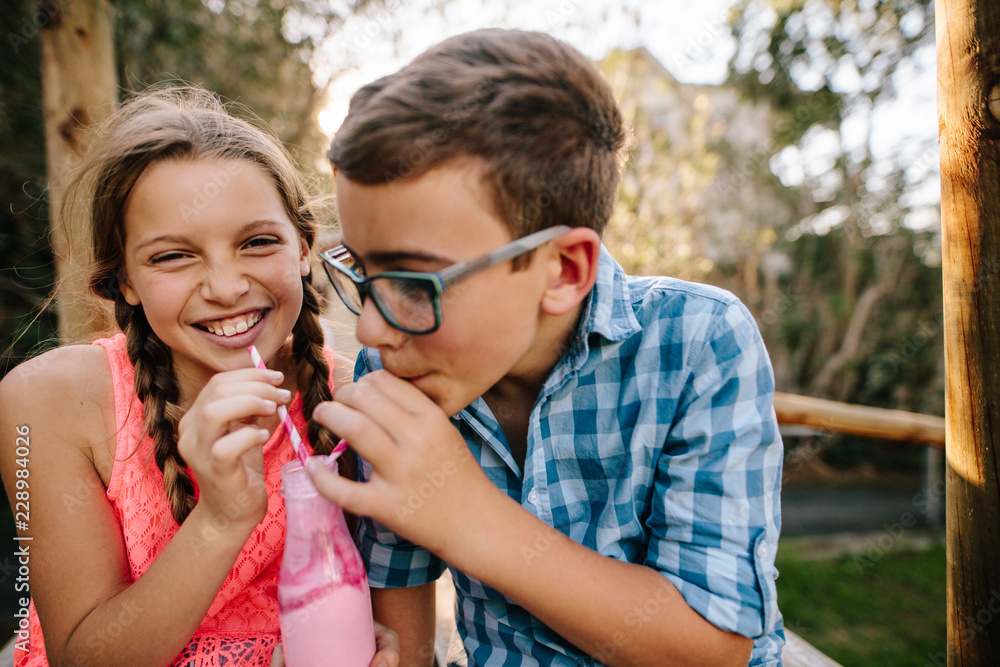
[16,334,330,667]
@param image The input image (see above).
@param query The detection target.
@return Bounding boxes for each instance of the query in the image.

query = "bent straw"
[248,346,351,469]
[248,345,309,467]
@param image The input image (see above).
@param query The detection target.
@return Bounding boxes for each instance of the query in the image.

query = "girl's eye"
[244,236,281,249]
[150,252,187,264]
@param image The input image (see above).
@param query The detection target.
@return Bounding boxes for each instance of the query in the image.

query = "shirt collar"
[533,244,642,397]
[581,244,642,344]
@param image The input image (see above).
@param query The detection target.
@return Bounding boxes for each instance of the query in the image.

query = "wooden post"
[937,0,1000,664]
[40,0,117,342]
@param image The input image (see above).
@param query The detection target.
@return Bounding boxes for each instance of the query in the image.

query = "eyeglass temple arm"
[437,225,571,287]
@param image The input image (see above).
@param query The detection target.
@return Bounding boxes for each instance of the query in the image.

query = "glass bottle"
[278,456,376,667]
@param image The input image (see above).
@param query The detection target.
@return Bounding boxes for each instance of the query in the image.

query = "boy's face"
[334,161,559,416]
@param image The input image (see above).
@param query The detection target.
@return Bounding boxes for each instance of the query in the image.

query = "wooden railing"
[771,393,944,666]
[774,392,945,447]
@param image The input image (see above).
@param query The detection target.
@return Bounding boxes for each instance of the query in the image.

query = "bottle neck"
[280,456,339,499]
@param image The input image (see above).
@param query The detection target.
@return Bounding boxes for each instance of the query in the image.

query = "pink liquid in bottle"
[278,457,376,667]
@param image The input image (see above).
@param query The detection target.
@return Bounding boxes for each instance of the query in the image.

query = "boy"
[308,29,783,666]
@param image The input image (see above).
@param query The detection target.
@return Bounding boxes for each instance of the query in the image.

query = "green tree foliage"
[113,0,370,169]
[1,1,57,376]
[1,0,374,376]
[725,0,942,468]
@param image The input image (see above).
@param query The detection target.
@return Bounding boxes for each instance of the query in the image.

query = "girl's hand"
[372,620,401,667]
[267,621,400,667]
[269,642,284,666]
[177,367,290,534]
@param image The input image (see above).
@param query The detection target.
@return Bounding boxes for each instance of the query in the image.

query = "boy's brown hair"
[328,29,627,240]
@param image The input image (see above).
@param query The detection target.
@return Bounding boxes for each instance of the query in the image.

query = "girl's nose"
[354,297,407,350]
[200,263,251,306]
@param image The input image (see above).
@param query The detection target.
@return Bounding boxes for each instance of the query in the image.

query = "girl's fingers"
[200,380,292,414]
[213,367,285,385]
[269,642,284,667]
[208,426,269,475]
[371,620,401,667]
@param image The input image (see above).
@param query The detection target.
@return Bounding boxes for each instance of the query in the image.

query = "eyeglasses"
[319,225,570,335]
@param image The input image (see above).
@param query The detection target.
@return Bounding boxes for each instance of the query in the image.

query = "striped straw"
[248,345,309,467]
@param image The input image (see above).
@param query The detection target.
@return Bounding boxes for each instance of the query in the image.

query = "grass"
[776,539,946,667]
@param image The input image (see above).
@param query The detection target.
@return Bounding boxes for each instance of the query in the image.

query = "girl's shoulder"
[0,344,116,453]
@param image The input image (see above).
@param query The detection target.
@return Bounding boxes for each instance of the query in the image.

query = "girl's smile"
[120,158,311,389]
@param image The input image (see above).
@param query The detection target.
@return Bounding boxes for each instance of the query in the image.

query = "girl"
[0,86,398,667]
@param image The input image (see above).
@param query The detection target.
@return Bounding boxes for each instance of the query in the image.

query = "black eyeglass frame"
[319,225,572,335]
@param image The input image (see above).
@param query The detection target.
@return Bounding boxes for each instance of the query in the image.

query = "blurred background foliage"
[1,0,942,473]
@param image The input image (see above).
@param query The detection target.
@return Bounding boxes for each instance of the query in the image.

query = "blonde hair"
[78,85,335,523]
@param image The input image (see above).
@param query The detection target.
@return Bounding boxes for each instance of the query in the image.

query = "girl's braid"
[291,276,338,458]
[116,294,197,524]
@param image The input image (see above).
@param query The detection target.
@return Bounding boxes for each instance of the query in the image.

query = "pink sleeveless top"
[17,334,333,667]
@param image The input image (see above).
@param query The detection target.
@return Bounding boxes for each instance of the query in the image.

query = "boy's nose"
[354,298,407,350]
[200,265,251,306]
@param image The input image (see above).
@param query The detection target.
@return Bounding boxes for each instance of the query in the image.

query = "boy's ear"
[540,227,601,317]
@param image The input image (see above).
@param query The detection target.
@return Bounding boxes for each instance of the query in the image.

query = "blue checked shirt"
[355,246,784,666]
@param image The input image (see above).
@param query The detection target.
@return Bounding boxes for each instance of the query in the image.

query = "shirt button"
[526,488,539,504]
[757,543,768,558]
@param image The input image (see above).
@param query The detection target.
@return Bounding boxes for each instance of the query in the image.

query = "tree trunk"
[937,0,1000,664]
[41,0,117,342]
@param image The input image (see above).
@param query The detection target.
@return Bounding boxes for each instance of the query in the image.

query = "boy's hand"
[307,370,498,556]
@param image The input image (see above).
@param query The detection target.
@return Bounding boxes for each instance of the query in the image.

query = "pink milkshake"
[279,457,376,667]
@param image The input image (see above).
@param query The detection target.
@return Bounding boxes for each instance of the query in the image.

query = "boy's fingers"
[312,401,397,466]
[305,459,372,516]
[335,373,422,425]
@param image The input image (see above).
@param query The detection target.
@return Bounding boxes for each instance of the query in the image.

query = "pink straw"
[248,345,309,467]
[248,345,350,469]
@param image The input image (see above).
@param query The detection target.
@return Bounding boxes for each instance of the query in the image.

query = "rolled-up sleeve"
[357,513,447,588]
[644,298,783,639]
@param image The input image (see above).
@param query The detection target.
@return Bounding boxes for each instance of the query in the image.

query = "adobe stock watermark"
[923,589,1000,667]
[592,578,683,663]
[178,160,243,222]
[754,288,796,333]
[852,478,944,575]
[670,10,730,72]
[7,0,58,54]
[541,0,586,30]
[882,311,943,374]
[79,601,145,662]
[343,4,394,55]
[393,446,475,524]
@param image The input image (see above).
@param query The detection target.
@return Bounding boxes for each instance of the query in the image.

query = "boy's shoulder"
[625,272,744,312]
[599,253,757,342]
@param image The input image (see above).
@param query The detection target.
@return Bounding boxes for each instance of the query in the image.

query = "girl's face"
[120,158,310,391]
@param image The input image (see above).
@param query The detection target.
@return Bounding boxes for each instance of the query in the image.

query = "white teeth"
[201,312,262,337]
